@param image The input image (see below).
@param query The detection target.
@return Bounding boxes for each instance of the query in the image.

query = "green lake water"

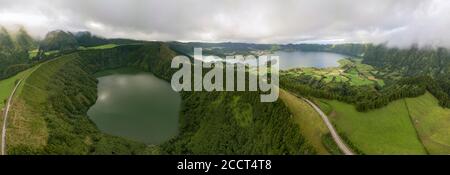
[87,68,181,144]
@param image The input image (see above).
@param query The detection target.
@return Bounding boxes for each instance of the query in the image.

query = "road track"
[1,79,22,155]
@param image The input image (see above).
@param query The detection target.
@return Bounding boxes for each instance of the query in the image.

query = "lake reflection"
[274,51,347,70]
[87,69,181,144]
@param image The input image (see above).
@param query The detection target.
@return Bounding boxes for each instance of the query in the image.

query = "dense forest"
[0,26,36,79]
[281,74,449,111]
[162,90,312,154]
[363,44,450,108]
[363,44,450,77]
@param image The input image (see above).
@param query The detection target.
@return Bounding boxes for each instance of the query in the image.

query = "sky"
[1,0,450,47]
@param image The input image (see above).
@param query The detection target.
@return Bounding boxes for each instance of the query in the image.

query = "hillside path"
[287,90,354,155]
[1,79,22,155]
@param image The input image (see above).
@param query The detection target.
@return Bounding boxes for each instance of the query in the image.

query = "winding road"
[288,91,354,155]
[1,79,22,155]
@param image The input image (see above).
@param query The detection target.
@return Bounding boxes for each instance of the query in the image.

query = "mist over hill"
[1,0,450,48]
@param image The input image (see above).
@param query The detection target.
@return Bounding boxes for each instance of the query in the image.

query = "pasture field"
[80,44,119,50]
[0,64,42,150]
[28,49,60,59]
[319,98,427,154]
[0,66,38,110]
[282,59,384,87]
[405,92,450,154]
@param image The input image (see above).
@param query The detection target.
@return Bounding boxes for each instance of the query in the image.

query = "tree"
[15,26,36,51]
[39,30,79,52]
[0,26,14,50]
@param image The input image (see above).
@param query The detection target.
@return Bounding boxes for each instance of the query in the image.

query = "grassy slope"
[28,49,60,59]
[279,89,330,154]
[405,92,450,154]
[29,44,119,58]
[0,66,37,108]
[321,99,427,154]
[6,56,74,152]
[80,44,119,50]
[0,65,39,148]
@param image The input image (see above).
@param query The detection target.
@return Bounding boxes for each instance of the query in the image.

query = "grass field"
[320,99,427,154]
[279,89,331,154]
[0,66,38,110]
[313,99,333,115]
[28,49,39,58]
[0,64,42,150]
[29,44,119,59]
[28,49,59,59]
[79,44,119,50]
[4,55,74,153]
[282,59,384,87]
[28,49,60,59]
[405,92,450,154]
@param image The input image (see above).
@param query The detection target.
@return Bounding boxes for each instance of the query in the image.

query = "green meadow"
[319,98,427,154]
[282,59,384,87]
[0,66,38,110]
[405,92,450,154]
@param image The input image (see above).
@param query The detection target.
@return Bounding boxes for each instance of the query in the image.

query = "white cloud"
[0,0,449,47]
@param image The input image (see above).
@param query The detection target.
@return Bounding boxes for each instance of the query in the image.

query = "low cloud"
[1,0,449,47]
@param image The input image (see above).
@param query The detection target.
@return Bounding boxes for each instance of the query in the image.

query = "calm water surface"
[274,51,348,70]
[87,69,181,144]
[199,51,348,70]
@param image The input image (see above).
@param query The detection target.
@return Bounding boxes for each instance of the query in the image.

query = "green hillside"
[39,30,78,52]
[319,99,427,154]
[279,89,331,154]
[405,92,450,154]
[5,43,313,155]
[0,65,39,150]
[0,27,36,80]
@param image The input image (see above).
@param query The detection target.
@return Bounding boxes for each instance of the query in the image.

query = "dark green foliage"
[0,27,14,50]
[0,27,35,79]
[281,74,429,112]
[39,30,79,52]
[363,44,450,108]
[8,145,42,155]
[74,31,109,47]
[336,131,365,155]
[161,91,314,155]
[321,133,342,155]
[15,27,36,50]
[363,44,449,77]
